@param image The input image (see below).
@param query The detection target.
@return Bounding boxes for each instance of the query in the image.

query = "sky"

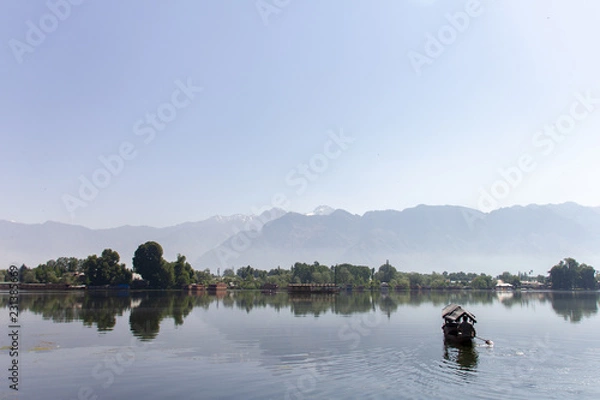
[1,0,599,229]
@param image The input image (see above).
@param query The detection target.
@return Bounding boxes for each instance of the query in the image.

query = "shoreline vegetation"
[1,241,598,292]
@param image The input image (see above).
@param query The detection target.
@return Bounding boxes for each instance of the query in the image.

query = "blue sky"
[1,0,599,228]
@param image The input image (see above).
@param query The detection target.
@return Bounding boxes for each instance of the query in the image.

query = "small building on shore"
[495,281,514,291]
[521,280,547,289]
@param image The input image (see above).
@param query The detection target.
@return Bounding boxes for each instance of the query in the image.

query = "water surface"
[1,290,599,399]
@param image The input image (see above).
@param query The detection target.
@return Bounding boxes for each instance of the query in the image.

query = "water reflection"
[80,292,131,331]
[496,290,599,322]
[548,291,598,323]
[496,290,551,308]
[442,341,479,375]
[4,290,599,400]
[2,290,599,339]
[2,292,86,323]
[129,292,210,340]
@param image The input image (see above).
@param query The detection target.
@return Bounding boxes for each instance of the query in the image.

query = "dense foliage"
[83,249,132,286]
[132,241,196,289]
[12,257,84,284]
[549,258,597,290]
[2,248,597,291]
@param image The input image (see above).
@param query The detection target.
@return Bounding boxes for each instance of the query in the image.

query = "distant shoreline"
[2,283,598,293]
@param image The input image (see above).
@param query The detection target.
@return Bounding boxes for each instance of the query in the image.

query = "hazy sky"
[1,0,599,228]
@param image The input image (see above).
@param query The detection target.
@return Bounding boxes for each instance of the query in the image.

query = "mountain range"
[2,203,599,276]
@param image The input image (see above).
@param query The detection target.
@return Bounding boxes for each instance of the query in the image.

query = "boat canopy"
[442,304,477,323]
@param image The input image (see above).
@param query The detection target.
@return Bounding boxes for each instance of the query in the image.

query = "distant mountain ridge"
[1,203,599,275]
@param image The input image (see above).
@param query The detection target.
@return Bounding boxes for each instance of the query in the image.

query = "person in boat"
[458,315,474,337]
[444,317,458,336]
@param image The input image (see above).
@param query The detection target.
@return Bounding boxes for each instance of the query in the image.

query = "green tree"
[83,249,132,286]
[335,264,371,286]
[18,265,28,282]
[35,263,59,283]
[223,268,235,277]
[55,257,84,274]
[430,271,448,289]
[291,262,332,283]
[312,271,325,284]
[267,266,286,276]
[407,272,423,288]
[237,265,255,280]
[133,241,172,289]
[158,262,175,289]
[195,268,214,285]
[173,254,195,287]
[550,258,597,290]
[267,267,291,286]
[394,275,410,290]
[578,264,596,290]
[336,267,351,285]
[549,258,583,290]
[15,265,37,283]
[28,258,85,284]
[470,274,495,289]
[375,261,397,283]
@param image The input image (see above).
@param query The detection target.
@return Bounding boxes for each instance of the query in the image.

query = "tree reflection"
[548,292,598,323]
[495,291,599,323]
[221,290,498,317]
[378,294,398,318]
[15,292,85,323]
[4,289,599,341]
[0,292,132,330]
[80,292,131,331]
[129,292,202,340]
[224,290,273,313]
[497,291,550,309]
[289,293,336,316]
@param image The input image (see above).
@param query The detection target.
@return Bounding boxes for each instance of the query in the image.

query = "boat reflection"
[442,341,478,378]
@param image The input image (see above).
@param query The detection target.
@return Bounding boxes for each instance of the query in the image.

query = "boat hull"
[443,332,475,345]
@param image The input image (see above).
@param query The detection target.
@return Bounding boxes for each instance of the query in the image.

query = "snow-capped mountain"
[306,205,336,216]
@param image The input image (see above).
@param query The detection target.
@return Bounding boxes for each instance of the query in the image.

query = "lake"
[1,290,599,399]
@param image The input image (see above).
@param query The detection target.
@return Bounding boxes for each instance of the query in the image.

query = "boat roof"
[442,304,477,323]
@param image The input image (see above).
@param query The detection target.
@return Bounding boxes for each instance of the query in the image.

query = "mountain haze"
[0,209,285,270]
[201,203,600,274]
[2,203,599,276]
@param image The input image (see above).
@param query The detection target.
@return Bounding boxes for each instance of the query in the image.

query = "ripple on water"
[312,343,547,400]
[312,346,463,399]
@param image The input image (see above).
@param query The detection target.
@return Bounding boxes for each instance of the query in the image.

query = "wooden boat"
[442,304,477,345]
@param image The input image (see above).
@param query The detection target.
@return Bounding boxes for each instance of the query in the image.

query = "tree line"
[2,241,598,290]
[1,242,194,289]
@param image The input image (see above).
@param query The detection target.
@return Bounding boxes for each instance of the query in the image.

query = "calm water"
[1,290,600,399]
